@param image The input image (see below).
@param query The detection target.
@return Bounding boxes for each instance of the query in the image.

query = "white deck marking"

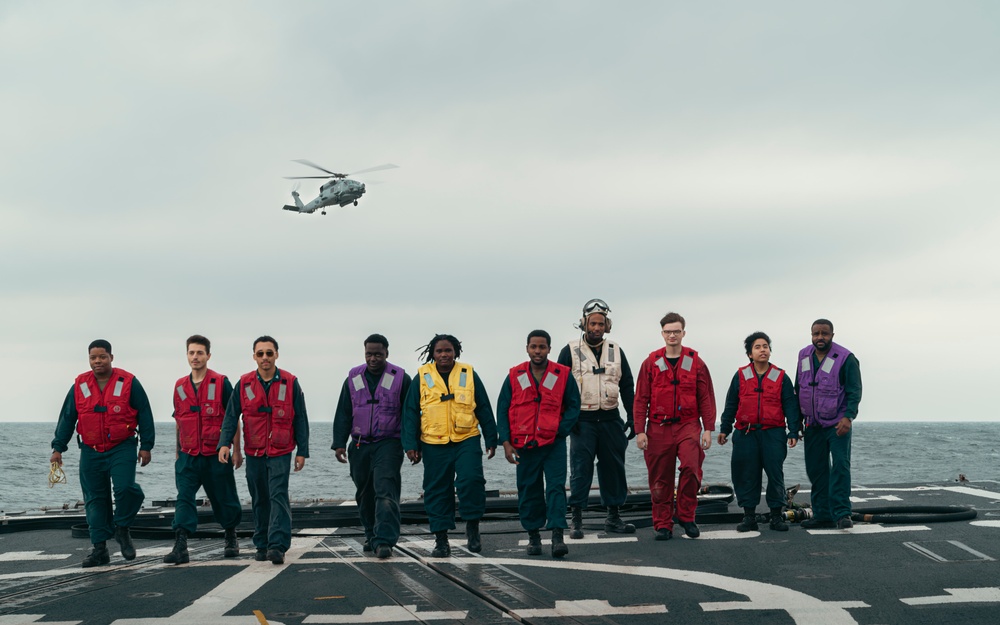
[517,535,639,546]
[504,599,667,617]
[0,616,80,625]
[901,587,1000,606]
[971,520,1000,528]
[680,530,758,540]
[902,540,994,562]
[0,551,71,561]
[302,605,466,623]
[849,495,903,503]
[807,524,930,535]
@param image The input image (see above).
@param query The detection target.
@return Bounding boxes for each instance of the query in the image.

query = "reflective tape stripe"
[381,372,395,390]
[800,358,811,373]
[245,385,255,401]
[113,380,124,397]
[351,375,365,392]
[606,345,616,363]
[424,373,435,388]
[79,382,91,399]
[176,385,188,401]
[681,355,694,371]
[542,372,558,390]
[767,367,781,382]
[207,382,216,401]
[517,372,531,390]
[277,381,287,402]
[821,357,835,374]
[655,358,667,372]
[459,370,468,388]
[742,367,753,380]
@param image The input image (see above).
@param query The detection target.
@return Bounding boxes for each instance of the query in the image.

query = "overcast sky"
[2,1,998,426]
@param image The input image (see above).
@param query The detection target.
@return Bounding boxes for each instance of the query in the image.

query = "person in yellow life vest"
[497,330,580,558]
[401,334,497,558]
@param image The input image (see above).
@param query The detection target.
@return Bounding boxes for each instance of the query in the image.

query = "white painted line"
[0,551,71,561]
[518,535,638,546]
[901,587,1000,606]
[296,528,340,536]
[506,599,667,617]
[903,542,948,562]
[808,525,930,535]
[849,495,903,503]
[946,540,995,561]
[971,520,1000,528]
[681,530,758,540]
[940,486,1000,499]
[337,501,357,507]
[303,605,466,623]
[0,615,81,625]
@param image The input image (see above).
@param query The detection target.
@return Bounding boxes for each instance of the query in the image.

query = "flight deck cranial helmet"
[579,298,612,333]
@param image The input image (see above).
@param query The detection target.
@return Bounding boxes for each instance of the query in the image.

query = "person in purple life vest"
[796,319,863,530]
[333,334,411,559]
[496,330,581,558]
[50,339,155,568]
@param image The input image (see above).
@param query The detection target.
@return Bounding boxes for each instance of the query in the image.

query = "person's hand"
[623,420,636,440]
[218,446,231,464]
[294,456,306,472]
[485,447,496,460]
[503,442,519,465]
[232,449,243,470]
[50,451,63,465]
[701,430,712,451]
[334,448,348,463]
[835,417,852,437]
[406,449,422,465]
[717,433,728,446]
[138,450,151,467]
[788,437,799,448]
[635,433,648,451]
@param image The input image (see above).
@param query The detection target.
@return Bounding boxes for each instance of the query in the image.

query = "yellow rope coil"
[48,462,67,488]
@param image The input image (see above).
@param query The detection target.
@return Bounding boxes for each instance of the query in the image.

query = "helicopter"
[281,160,399,215]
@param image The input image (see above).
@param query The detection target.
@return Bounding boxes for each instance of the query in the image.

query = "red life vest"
[74,368,139,452]
[647,347,701,425]
[735,364,786,430]
[239,370,297,457]
[173,369,227,456]
[506,361,569,449]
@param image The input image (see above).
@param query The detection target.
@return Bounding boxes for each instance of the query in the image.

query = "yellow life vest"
[417,361,480,444]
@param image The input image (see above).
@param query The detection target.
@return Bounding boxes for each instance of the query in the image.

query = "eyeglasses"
[582,298,611,315]
[661,330,683,336]
[255,350,275,358]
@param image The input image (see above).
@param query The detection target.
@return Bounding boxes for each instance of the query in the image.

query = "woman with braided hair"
[402,334,497,557]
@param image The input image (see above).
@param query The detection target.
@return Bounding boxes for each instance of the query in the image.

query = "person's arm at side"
[50,387,78,465]
[556,344,572,367]
[717,372,740,445]
[473,371,497,458]
[292,379,309,471]
[496,377,517,464]
[836,354,862,436]
[697,359,716,450]
[401,376,422,464]
[130,378,155,466]
[332,378,353,463]
[781,374,801,447]
[557,373,581,438]
[618,349,636,439]
[217,386,242,463]
[220,377,242,469]
[633,357,652,451]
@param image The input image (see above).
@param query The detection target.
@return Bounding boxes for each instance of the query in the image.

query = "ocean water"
[3,422,997,515]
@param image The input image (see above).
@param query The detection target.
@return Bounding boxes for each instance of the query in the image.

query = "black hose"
[851,505,977,524]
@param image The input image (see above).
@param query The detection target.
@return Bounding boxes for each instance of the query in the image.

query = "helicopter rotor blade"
[348,163,400,176]
[292,159,346,178]
[283,176,333,180]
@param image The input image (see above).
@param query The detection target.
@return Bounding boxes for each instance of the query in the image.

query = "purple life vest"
[349,362,405,443]
[796,342,852,427]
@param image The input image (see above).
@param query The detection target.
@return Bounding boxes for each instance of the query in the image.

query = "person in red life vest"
[796,319,862,530]
[50,339,155,567]
[332,334,411,560]
[217,336,309,565]
[497,330,581,557]
[717,332,801,532]
[633,312,716,540]
[163,335,244,564]
[401,334,497,558]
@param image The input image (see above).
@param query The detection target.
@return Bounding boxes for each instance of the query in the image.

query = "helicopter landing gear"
[321,211,327,215]
[353,200,358,206]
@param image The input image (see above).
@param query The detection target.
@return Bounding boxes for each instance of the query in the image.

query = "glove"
[623,419,636,440]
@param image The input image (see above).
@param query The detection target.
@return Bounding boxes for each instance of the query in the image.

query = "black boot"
[224,528,240,557]
[737,507,759,532]
[526,529,542,556]
[115,526,136,561]
[466,519,482,553]
[570,506,584,539]
[770,508,789,531]
[163,529,189,564]
[550,528,568,558]
[82,541,110,568]
[431,531,451,558]
[604,506,636,534]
